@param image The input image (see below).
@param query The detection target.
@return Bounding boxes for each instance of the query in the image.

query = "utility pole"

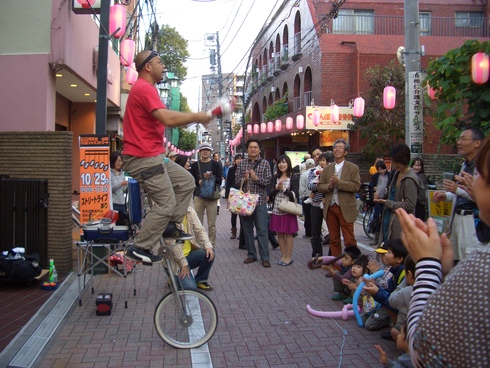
[404,0,423,156]
[216,31,226,164]
[95,0,110,135]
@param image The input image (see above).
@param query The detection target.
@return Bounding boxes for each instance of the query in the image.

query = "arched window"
[304,66,313,106]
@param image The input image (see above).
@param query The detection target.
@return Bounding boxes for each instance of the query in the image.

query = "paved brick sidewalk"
[36,200,400,367]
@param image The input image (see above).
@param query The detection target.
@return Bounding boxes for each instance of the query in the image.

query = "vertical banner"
[408,71,423,154]
[79,134,111,224]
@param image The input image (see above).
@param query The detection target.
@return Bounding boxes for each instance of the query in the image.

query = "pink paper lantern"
[109,4,126,39]
[267,121,274,133]
[275,119,282,132]
[126,63,137,85]
[353,97,365,118]
[253,124,259,134]
[260,122,266,133]
[472,52,489,84]
[313,110,320,126]
[76,0,96,8]
[120,38,135,66]
[383,86,396,109]
[247,124,253,134]
[331,104,339,123]
[296,115,304,129]
[286,117,293,130]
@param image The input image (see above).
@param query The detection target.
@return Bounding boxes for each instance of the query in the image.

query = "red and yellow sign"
[79,134,111,224]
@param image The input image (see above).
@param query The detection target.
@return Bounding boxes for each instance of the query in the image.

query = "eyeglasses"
[456,137,476,142]
[136,50,160,72]
[248,146,260,150]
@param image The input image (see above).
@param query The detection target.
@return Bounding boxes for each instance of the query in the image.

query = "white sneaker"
[303,197,312,204]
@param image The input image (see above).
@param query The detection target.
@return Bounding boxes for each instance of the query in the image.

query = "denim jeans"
[241,203,269,261]
[171,249,214,290]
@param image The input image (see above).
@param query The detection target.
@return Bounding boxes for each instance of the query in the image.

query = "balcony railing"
[304,91,312,107]
[329,14,489,37]
[294,96,301,111]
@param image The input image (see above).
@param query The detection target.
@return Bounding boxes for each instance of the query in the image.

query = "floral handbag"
[228,180,259,216]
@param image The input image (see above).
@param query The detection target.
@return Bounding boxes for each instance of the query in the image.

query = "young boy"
[362,239,408,331]
[385,254,415,341]
[317,245,361,303]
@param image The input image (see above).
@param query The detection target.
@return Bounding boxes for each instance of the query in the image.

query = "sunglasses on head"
[136,50,159,72]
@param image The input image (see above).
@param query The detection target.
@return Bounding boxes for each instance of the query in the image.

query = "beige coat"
[164,206,213,274]
[317,160,361,223]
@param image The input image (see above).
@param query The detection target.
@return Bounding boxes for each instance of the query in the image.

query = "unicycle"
[153,241,218,349]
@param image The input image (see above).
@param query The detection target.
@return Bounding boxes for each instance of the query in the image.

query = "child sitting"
[342,255,381,315]
[375,322,414,368]
[318,245,361,303]
[362,239,408,331]
[384,254,415,341]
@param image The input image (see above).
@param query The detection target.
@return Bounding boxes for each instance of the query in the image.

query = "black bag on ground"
[0,253,42,281]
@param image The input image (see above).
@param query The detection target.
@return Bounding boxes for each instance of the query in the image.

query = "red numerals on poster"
[79,135,111,223]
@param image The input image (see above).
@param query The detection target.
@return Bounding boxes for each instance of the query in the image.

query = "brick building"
[243,0,490,160]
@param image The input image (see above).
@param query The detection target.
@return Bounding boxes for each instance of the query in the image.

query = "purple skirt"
[269,213,299,234]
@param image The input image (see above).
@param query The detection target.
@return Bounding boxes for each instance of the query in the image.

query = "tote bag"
[228,180,259,216]
[278,192,302,216]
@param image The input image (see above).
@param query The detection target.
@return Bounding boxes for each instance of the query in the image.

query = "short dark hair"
[174,154,189,168]
[310,145,323,155]
[390,143,411,166]
[385,238,408,260]
[110,151,123,169]
[234,154,243,161]
[404,254,415,276]
[246,138,262,150]
[318,152,332,163]
[344,245,361,260]
[375,160,387,170]
[464,126,485,141]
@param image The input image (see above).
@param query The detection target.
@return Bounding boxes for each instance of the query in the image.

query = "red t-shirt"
[122,78,166,158]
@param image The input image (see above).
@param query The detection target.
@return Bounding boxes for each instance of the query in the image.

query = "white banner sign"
[305,106,354,130]
[408,72,423,153]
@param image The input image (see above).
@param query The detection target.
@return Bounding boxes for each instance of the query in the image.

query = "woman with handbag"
[269,155,299,266]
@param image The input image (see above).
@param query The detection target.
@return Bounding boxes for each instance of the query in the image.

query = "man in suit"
[317,139,361,257]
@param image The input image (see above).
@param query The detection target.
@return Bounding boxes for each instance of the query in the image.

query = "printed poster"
[79,134,111,223]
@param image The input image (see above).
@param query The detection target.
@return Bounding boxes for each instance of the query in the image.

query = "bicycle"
[359,183,377,240]
[153,240,218,349]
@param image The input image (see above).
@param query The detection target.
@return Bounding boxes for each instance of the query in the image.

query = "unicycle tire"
[154,289,218,349]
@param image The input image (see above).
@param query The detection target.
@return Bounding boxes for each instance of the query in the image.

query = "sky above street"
[149,0,281,111]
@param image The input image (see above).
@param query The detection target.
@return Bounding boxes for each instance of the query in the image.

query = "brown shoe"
[244,257,257,264]
[262,260,271,268]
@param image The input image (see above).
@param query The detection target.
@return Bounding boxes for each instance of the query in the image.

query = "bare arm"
[152,109,211,128]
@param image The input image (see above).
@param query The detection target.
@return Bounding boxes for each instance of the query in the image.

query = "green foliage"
[178,128,197,151]
[179,93,190,112]
[146,23,190,81]
[264,95,289,122]
[348,60,406,160]
[425,40,490,145]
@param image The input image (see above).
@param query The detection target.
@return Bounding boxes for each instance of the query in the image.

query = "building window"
[419,12,431,36]
[333,9,374,34]
[455,12,484,28]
